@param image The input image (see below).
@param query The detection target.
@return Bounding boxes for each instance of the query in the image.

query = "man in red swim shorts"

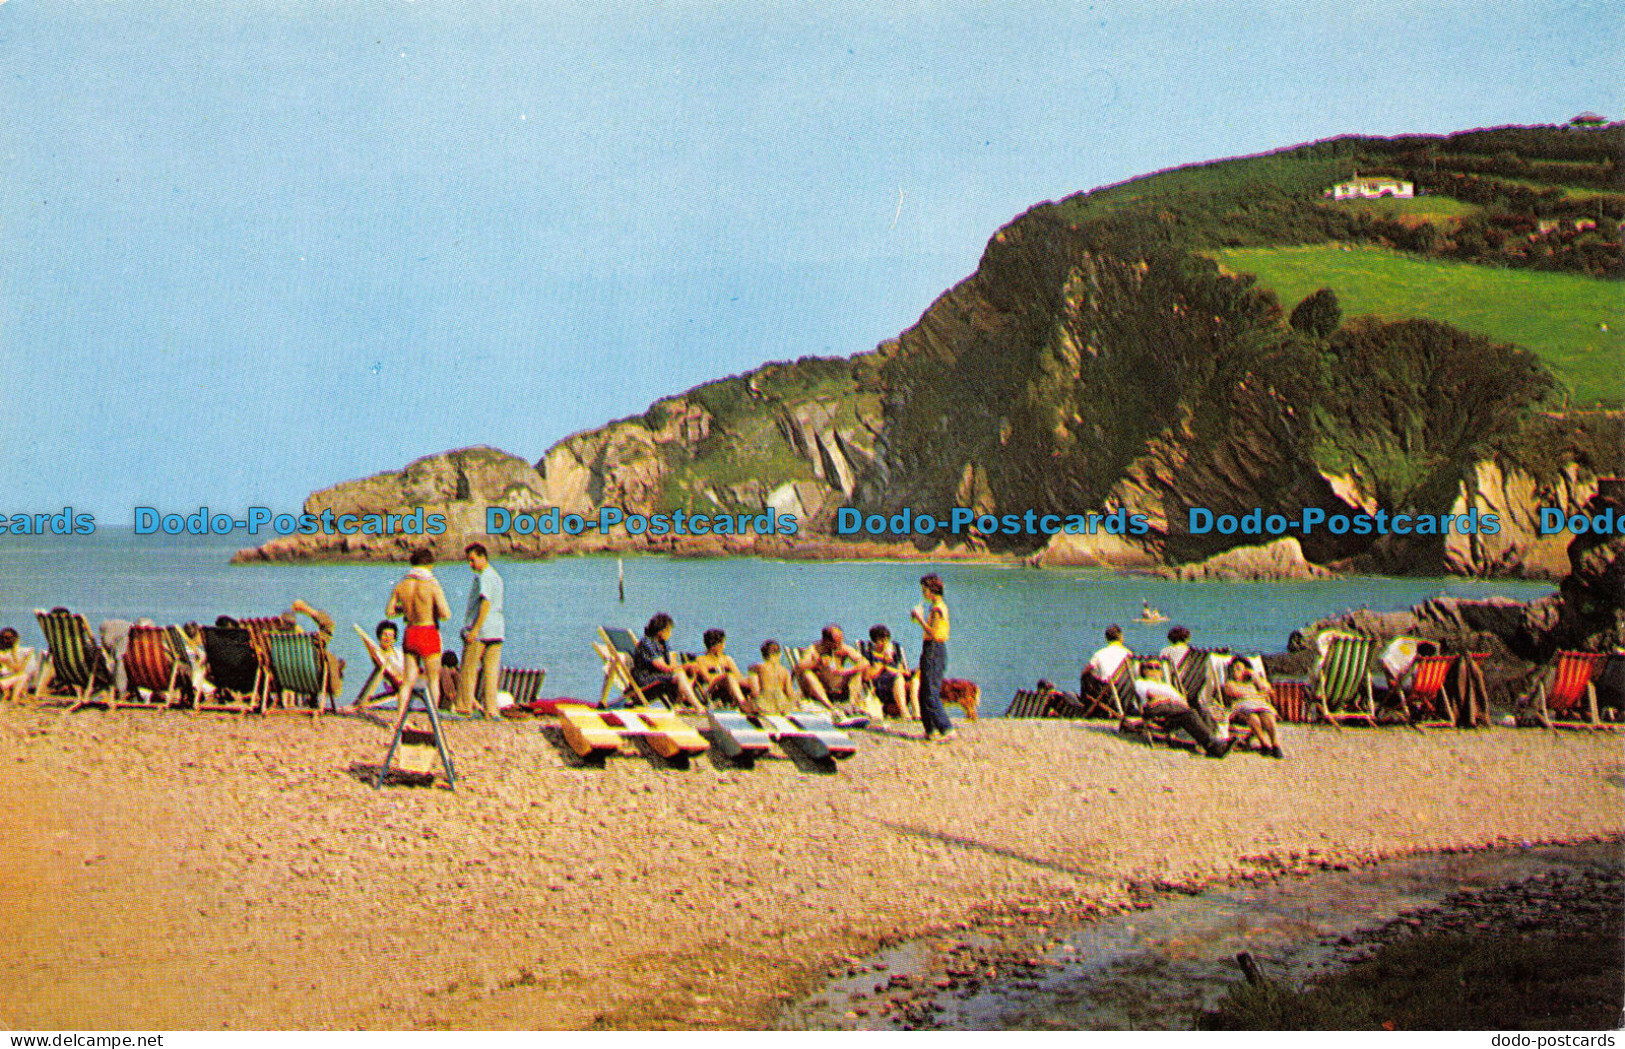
[385,547,452,738]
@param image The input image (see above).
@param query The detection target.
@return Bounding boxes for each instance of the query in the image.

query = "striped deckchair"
[1076,654,1135,719]
[199,625,264,713]
[1003,689,1051,718]
[499,666,546,707]
[1309,632,1378,727]
[1522,651,1608,730]
[122,625,184,708]
[1176,647,1229,703]
[1402,654,1457,727]
[34,610,115,709]
[265,631,335,716]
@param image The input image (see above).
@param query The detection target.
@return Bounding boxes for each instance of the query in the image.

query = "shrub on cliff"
[1310,318,1559,514]
[1289,288,1342,338]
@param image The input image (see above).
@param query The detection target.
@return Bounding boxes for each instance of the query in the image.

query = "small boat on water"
[1135,602,1169,624]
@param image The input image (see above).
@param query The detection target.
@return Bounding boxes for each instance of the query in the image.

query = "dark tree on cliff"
[1311,318,1559,513]
[1289,288,1342,338]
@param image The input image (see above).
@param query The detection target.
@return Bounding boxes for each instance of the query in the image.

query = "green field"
[1324,194,1479,222]
[1210,245,1624,406]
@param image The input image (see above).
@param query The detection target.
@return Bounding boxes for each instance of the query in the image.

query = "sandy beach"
[0,706,1619,1030]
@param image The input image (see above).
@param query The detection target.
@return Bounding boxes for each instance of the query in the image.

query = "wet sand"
[0,706,1619,1030]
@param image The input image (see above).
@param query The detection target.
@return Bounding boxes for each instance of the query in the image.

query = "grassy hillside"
[1211,245,1623,406]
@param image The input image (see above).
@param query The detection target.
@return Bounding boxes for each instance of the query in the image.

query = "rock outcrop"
[1443,459,1602,578]
[1162,537,1331,581]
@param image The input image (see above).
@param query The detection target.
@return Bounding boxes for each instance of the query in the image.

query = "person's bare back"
[388,575,450,627]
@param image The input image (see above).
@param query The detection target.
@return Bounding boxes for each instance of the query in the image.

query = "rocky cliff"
[243,134,1623,574]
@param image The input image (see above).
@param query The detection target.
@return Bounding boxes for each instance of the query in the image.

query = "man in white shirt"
[1158,625,1192,670]
[458,542,506,719]
[1080,624,1133,702]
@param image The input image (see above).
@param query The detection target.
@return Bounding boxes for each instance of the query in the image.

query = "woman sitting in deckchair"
[352,620,406,707]
[1221,657,1284,759]
[0,628,37,702]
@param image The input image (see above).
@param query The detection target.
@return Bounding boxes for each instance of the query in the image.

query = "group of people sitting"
[625,615,921,723]
[1057,623,1285,759]
[0,600,346,707]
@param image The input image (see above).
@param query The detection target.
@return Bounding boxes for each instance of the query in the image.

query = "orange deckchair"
[1522,651,1608,730]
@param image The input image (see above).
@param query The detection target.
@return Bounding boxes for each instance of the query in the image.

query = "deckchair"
[1402,654,1457,727]
[264,631,336,716]
[1074,654,1135,720]
[351,624,405,709]
[1175,647,1228,702]
[1116,658,1195,747]
[1308,632,1378,727]
[858,639,911,718]
[199,625,264,713]
[237,616,291,710]
[1003,689,1052,718]
[34,609,116,709]
[781,710,857,760]
[499,667,547,707]
[121,625,184,708]
[1521,651,1608,730]
[596,626,653,707]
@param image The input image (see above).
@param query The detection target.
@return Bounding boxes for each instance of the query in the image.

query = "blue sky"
[1,0,1618,521]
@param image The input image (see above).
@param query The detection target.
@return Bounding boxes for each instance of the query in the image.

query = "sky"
[1,0,1618,522]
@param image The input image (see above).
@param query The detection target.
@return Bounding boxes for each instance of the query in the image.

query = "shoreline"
[1,707,1619,1029]
[779,838,1624,1030]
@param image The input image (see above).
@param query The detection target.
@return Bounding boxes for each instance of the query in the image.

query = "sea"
[0,530,1556,710]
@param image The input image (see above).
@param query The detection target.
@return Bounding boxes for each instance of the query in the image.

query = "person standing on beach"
[386,548,451,731]
[911,573,955,743]
[457,542,505,719]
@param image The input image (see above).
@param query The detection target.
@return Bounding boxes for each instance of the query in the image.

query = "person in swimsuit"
[688,628,752,709]
[385,547,451,735]
[862,623,916,719]
[795,625,869,713]
[747,640,795,716]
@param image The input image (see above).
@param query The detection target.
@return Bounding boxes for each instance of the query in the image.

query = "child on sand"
[748,640,795,716]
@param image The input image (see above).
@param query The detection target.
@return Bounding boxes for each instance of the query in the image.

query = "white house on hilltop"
[1323,175,1415,200]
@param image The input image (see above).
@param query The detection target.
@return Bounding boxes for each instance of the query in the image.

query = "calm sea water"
[0,531,1554,711]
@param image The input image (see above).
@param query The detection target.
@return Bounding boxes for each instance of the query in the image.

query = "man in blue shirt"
[457,542,505,718]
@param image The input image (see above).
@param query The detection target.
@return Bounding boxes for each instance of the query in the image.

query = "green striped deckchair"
[265,631,333,717]
[1310,632,1378,727]
[35,609,115,709]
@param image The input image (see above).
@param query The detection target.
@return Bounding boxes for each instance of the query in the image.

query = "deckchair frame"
[121,624,184,709]
[1402,653,1457,727]
[198,625,264,713]
[1309,633,1378,727]
[34,610,116,710]
[264,630,335,717]
[1525,651,1607,731]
